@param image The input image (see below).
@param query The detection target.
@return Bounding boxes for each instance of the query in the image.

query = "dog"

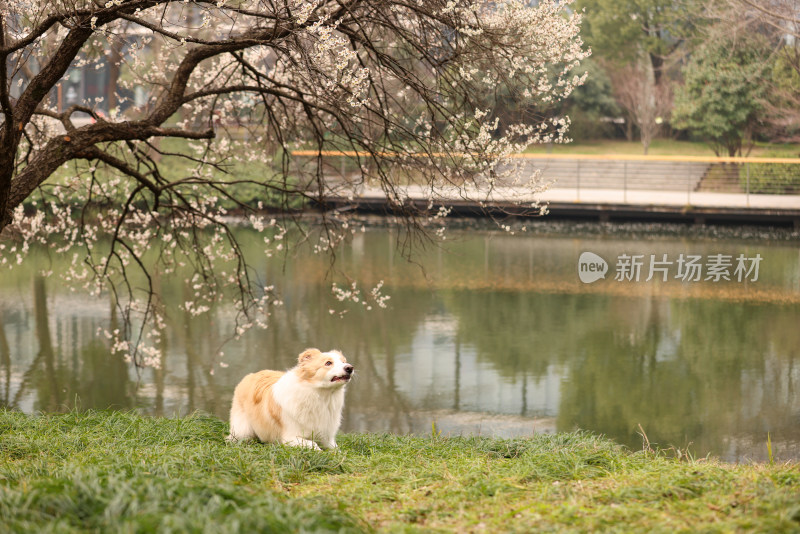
[227,348,354,449]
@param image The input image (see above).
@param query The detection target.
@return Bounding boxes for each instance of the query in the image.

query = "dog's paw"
[284,437,322,450]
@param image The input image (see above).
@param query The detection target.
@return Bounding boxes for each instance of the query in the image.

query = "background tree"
[671,31,771,156]
[605,52,673,154]
[764,52,800,143]
[576,0,689,151]
[732,0,800,144]
[0,1,587,366]
[562,58,621,141]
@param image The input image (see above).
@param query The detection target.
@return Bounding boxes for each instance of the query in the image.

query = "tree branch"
[739,0,800,31]
[7,120,213,211]
[0,16,13,125]
[75,146,160,195]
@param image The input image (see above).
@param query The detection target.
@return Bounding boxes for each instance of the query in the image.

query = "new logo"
[578,251,608,284]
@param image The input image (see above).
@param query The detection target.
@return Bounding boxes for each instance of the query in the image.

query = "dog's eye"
[325,361,333,366]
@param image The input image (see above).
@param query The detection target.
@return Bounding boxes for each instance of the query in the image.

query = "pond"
[1,220,799,462]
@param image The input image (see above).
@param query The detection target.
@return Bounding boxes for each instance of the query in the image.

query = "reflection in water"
[5,277,134,413]
[1,224,799,462]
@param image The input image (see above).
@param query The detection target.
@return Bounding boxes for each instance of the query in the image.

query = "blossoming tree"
[0,0,586,366]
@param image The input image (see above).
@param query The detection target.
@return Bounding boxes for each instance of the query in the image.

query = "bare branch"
[76,146,160,195]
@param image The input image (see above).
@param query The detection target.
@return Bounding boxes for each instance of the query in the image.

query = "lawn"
[1,410,797,532]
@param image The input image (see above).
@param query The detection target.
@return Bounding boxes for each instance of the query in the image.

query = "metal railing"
[506,153,800,204]
[291,151,800,208]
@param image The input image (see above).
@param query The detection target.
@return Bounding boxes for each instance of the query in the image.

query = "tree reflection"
[34,276,61,410]
[443,280,800,458]
[557,297,800,456]
[2,276,134,413]
[446,290,610,380]
[0,310,11,405]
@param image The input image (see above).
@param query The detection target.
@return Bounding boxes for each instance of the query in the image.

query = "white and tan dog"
[227,348,354,449]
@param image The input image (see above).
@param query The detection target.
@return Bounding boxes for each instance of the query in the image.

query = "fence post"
[623,160,628,204]
[576,159,581,202]
[686,163,691,205]
[746,162,750,207]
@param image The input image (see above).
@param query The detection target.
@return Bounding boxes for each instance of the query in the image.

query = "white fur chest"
[273,371,346,442]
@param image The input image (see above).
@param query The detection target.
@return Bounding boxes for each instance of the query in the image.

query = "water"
[2,220,799,462]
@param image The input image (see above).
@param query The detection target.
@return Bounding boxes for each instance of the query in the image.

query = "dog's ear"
[298,348,320,363]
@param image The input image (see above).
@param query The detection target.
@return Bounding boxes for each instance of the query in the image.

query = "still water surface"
[2,221,799,462]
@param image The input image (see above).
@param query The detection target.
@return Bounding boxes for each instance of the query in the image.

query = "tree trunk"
[0,129,17,232]
[639,54,656,155]
[625,116,634,142]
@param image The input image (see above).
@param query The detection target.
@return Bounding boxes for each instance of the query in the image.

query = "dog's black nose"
[344,364,354,375]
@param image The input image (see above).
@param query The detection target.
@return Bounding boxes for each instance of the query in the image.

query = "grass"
[1,410,798,533]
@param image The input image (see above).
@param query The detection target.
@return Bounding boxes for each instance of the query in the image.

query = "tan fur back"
[229,369,285,441]
[250,370,283,430]
[252,370,282,404]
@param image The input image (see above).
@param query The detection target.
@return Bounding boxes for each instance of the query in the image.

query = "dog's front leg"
[282,435,322,450]
[318,438,337,450]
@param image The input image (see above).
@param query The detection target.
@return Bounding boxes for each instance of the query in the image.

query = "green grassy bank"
[0,410,797,533]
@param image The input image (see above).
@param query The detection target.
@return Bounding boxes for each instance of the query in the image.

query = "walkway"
[303,152,800,226]
[321,182,800,227]
[539,187,800,210]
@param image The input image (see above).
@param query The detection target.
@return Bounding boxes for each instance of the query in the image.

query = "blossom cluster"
[331,280,391,314]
